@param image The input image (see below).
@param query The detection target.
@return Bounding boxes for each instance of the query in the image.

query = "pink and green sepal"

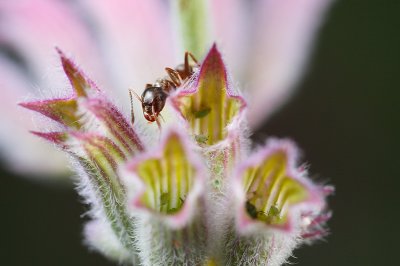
[171,44,246,148]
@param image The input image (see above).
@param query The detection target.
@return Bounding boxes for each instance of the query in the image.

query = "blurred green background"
[1,0,399,265]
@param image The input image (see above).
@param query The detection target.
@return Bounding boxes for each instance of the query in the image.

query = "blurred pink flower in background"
[0,0,333,177]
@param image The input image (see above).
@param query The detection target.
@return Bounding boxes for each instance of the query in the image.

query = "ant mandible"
[129,52,199,129]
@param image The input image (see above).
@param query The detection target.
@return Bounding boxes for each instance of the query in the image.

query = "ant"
[129,52,199,129]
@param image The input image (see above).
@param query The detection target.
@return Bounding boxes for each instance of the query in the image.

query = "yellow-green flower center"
[136,135,196,214]
[243,152,308,225]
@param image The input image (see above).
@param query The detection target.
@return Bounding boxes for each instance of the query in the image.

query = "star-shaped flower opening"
[234,139,324,232]
[124,129,205,229]
[171,44,246,146]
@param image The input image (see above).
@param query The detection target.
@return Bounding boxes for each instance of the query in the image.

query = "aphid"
[194,134,209,144]
[268,204,281,218]
[130,52,199,128]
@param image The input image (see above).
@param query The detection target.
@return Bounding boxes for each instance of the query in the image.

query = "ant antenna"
[129,89,141,126]
[129,88,142,102]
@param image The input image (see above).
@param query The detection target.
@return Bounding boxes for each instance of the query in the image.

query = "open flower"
[0,0,333,176]
[20,44,333,265]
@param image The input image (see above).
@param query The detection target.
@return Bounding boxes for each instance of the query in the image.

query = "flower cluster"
[20,44,332,265]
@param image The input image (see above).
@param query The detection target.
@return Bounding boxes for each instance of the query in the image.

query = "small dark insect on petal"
[246,201,258,219]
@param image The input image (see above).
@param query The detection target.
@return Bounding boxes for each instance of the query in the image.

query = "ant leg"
[165,67,182,87]
[156,116,162,132]
[183,51,199,77]
[152,104,162,132]
[129,88,142,102]
[186,52,199,66]
[184,52,190,75]
[158,113,165,123]
[164,80,177,93]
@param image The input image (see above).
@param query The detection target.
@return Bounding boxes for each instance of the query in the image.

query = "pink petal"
[245,0,334,128]
[0,57,68,175]
[77,0,175,103]
[209,0,252,78]
[0,0,110,92]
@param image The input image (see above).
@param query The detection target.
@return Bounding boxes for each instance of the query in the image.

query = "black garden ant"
[129,52,199,128]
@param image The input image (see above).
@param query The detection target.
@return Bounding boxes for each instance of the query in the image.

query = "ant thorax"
[142,87,159,105]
